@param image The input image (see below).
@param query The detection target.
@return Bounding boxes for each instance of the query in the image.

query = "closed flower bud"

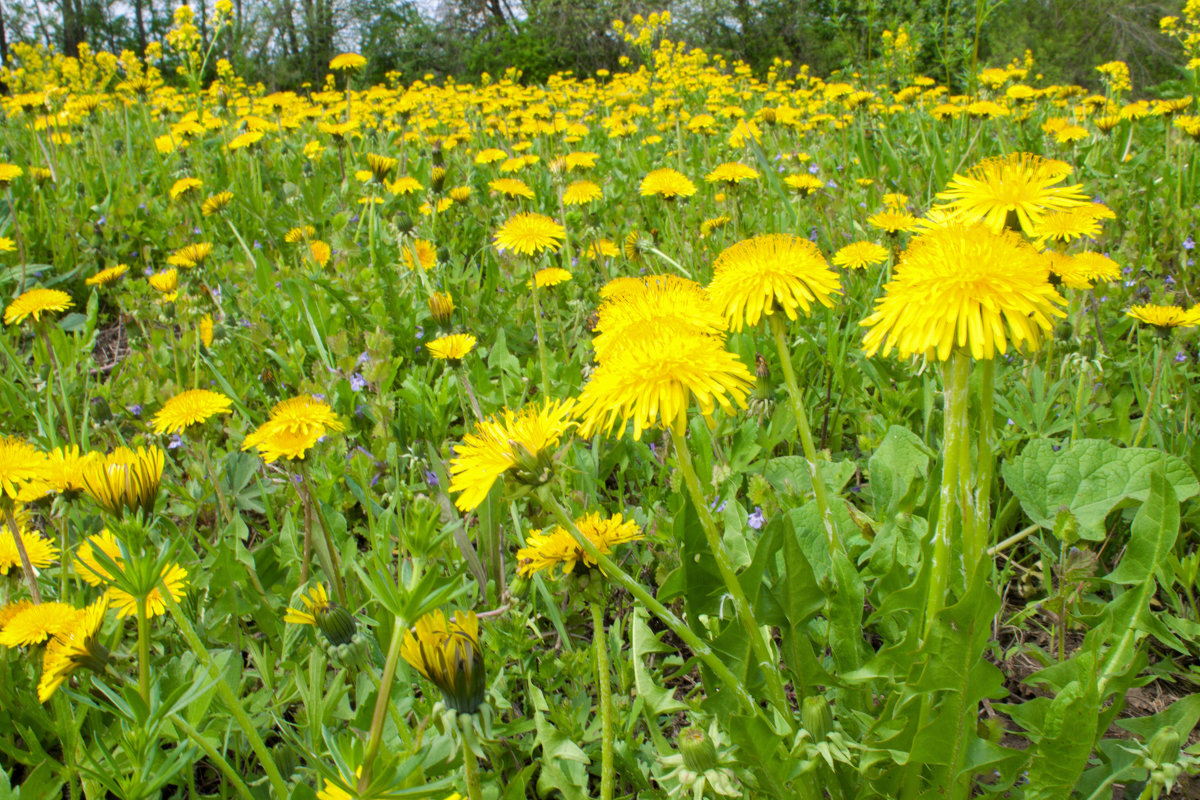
[395,212,414,234]
[1149,727,1181,766]
[802,696,833,741]
[678,726,718,773]
[315,602,357,646]
[431,167,446,193]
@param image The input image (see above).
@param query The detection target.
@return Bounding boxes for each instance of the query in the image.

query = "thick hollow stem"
[136,595,151,705]
[299,463,347,606]
[1132,342,1167,448]
[461,722,483,800]
[529,265,551,393]
[973,358,995,551]
[199,444,232,526]
[591,601,615,800]
[668,416,790,715]
[358,616,406,792]
[927,350,970,634]
[768,313,842,558]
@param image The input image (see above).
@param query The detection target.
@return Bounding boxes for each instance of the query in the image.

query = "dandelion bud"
[395,211,414,234]
[801,696,833,741]
[401,609,486,715]
[678,726,718,773]
[431,142,444,167]
[762,107,777,124]
[315,603,357,646]
[80,446,165,518]
[427,292,454,324]
[1149,727,1181,766]
[431,167,446,193]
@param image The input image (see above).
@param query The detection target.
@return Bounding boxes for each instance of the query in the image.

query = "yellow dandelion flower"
[38,596,109,703]
[148,269,179,299]
[285,225,316,244]
[0,436,55,503]
[563,180,602,206]
[0,522,57,575]
[474,148,508,165]
[428,292,454,323]
[169,177,202,201]
[166,242,213,269]
[284,584,332,626]
[365,153,398,183]
[584,240,620,260]
[833,241,889,270]
[706,234,842,331]
[705,162,759,184]
[784,174,824,195]
[227,130,264,151]
[4,288,73,325]
[867,211,921,235]
[86,264,129,287]
[639,168,697,199]
[449,185,473,203]
[400,609,485,714]
[575,323,754,440]
[427,333,477,363]
[1071,252,1120,284]
[242,395,344,463]
[201,191,234,216]
[75,529,122,586]
[592,275,725,362]
[494,213,566,256]
[934,153,1088,235]
[0,164,24,184]
[0,602,79,647]
[151,389,233,435]
[329,53,366,70]
[563,151,599,170]
[403,239,437,271]
[81,446,165,517]
[1127,305,1196,330]
[528,267,572,288]
[448,399,576,512]
[861,224,1066,361]
[48,445,101,494]
[309,241,332,267]
[517,512,642,577]
[488,177,535,199]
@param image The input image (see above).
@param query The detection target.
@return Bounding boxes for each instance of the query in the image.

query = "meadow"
[3,7,1200,799]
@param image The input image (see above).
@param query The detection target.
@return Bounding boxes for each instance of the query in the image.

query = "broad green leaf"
[630,609,688,717]
[1023,676,1100,799]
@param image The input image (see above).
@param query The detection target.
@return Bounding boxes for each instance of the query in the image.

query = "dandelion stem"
[358,615,405,791]
[927,349,970,633]
[535,490,769,722]
[461,718,484,800]
[1132,342,1167,448]
[299,462,347,606]
[768,313,843,559]
[668,414,791,717]
[529,262,551,392]
[136,595,151,704]
[3,503,42,603]
[591,600,615,800]
[199,443,232,526]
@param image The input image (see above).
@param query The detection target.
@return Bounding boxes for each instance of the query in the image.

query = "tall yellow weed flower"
[242,395,344,463]
[80,446,165,517]
[400,609,485,714]
[705,234,842,332]
[933,153,1088,236]
[448,399,576,511]
[861,225,1066,361]
[574,322,753,440]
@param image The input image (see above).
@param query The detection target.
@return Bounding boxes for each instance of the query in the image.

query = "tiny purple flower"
[1183,235,1194,251]
[168,434,183,450]
[128,404,143,417]
[748,507,765,530]
[350,373,367,392]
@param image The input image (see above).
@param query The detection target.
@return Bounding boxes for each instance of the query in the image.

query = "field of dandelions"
[4,7,1200,799]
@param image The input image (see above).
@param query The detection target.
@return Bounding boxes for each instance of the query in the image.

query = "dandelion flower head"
[151,389,233,434]
[4,288,73,326]
[517,512,642,577]
[448,399,576,511]
[934,152,1089,236]
[706,234,842,331]
[861,224,1066,361]
[493,213,567,256]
